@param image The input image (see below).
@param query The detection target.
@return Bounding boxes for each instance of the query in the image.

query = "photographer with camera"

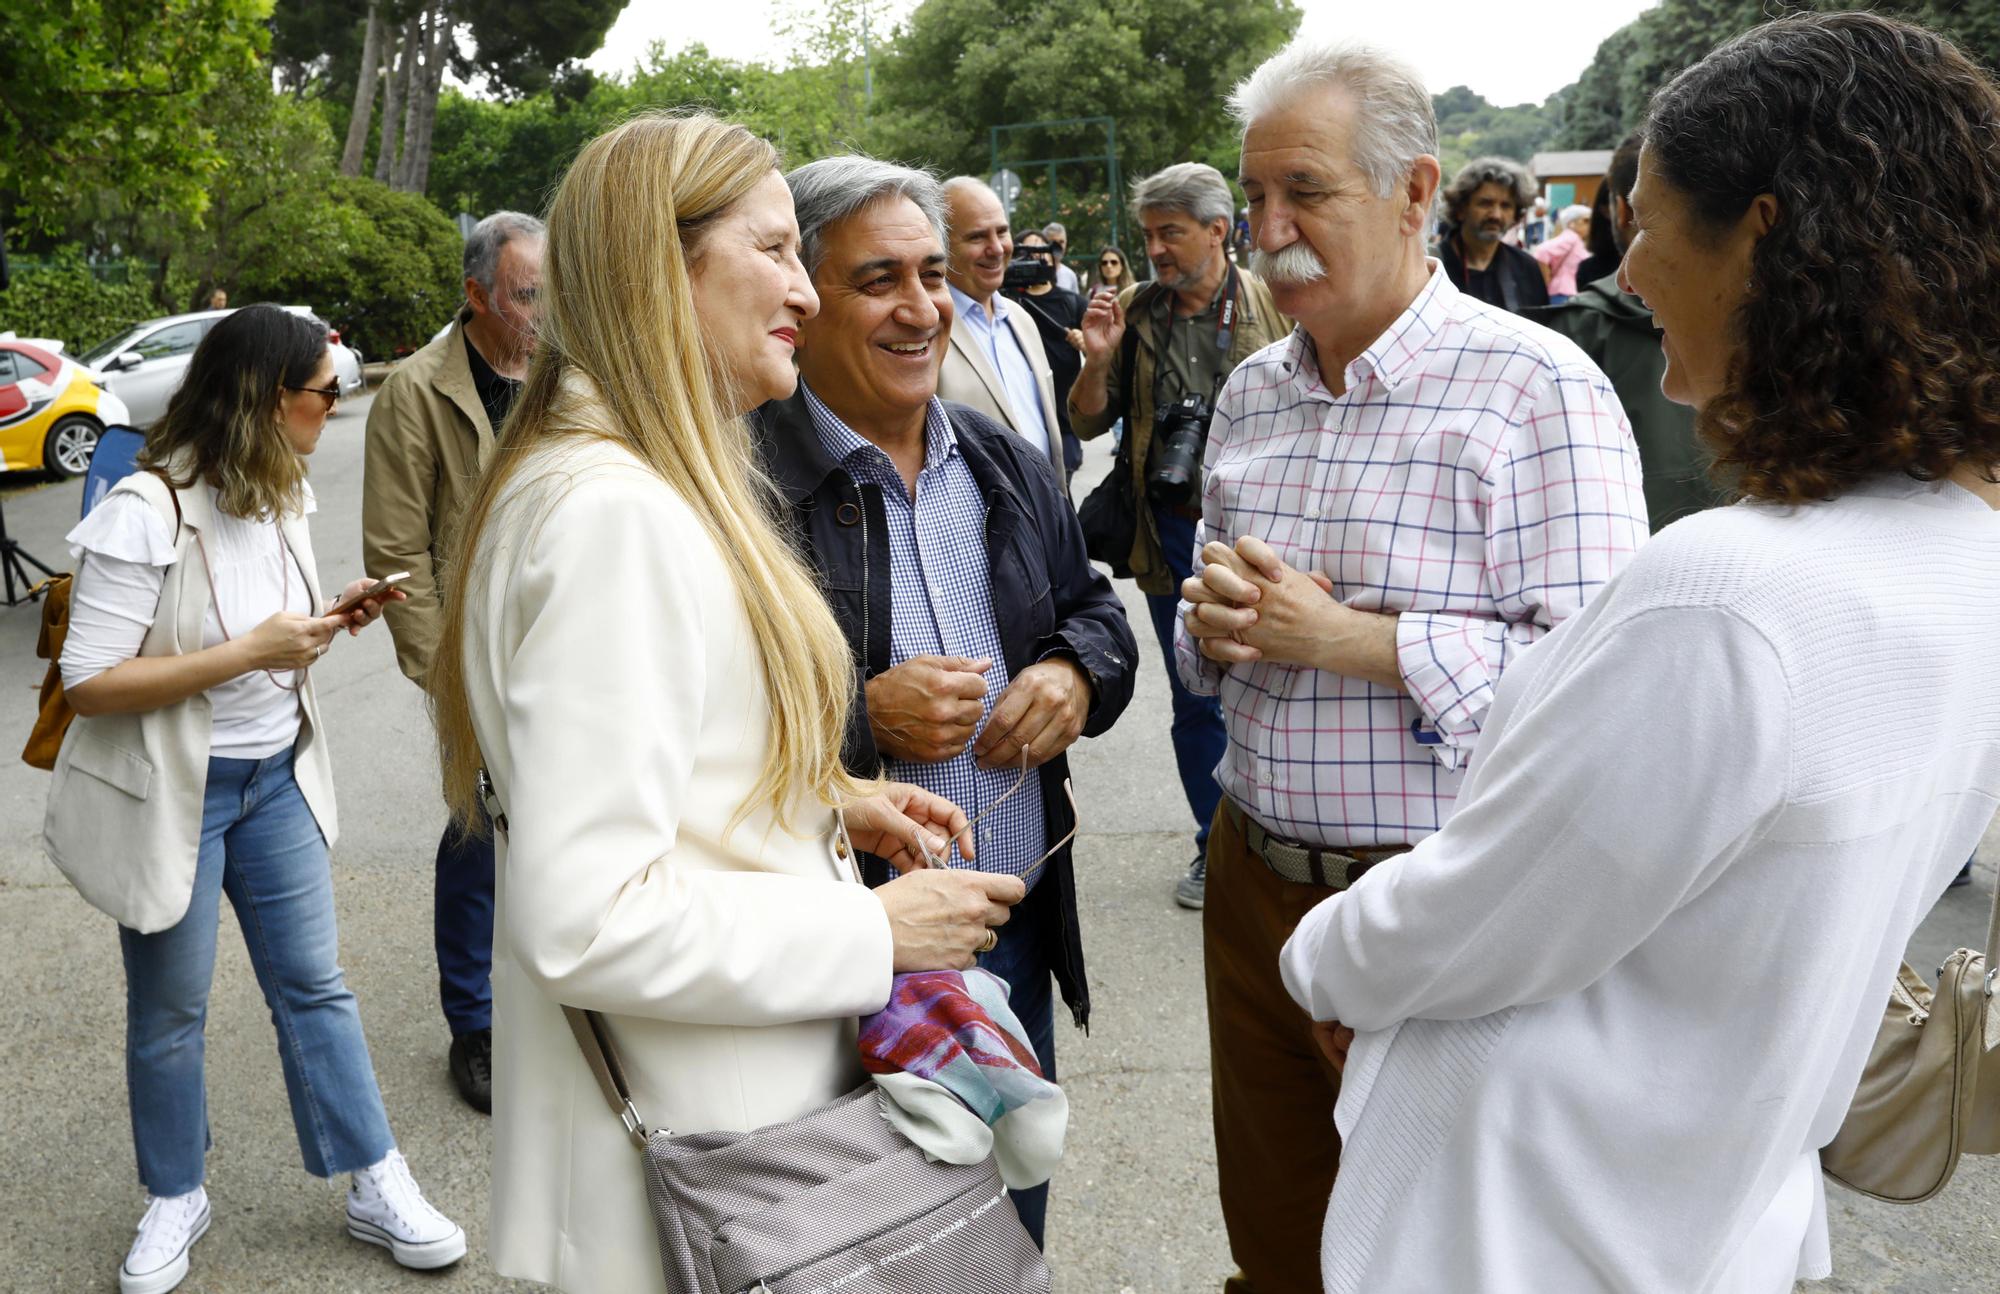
[1069,162,1290,909]
[1005,231,1086,479]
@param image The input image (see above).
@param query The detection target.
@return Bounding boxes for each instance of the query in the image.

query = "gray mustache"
[1250,242,1327,285]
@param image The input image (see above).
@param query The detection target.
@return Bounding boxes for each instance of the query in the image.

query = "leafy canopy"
[0,0,274,234]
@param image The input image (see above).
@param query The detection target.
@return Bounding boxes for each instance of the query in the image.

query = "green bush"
[233,176,464,359]
[0,251,169,354]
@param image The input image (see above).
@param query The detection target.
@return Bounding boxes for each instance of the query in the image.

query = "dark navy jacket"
[750,389,1138,1030]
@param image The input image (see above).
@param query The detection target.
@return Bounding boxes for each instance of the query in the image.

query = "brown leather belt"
[1222,800,1407,890]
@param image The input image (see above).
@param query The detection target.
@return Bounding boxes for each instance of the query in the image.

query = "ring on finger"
[978,928,998,954]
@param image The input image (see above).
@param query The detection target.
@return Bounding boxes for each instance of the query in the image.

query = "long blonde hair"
[430,111,866,833]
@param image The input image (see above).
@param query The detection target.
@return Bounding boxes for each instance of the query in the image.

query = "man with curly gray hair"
[1437,156,1548,312]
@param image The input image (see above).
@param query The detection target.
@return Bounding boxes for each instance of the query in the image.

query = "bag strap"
[1114,284,1165,462]
[1983,863,1999,985]
[477,766,655,1151]
[562,1005,654,1150]
[150,470,183,543]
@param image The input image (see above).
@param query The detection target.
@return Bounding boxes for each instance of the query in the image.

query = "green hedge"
[0,252,173,354]
[233,177,464,359]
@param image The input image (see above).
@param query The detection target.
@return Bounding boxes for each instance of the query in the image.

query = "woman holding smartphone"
[47,304,461,1294]
[428,111,1023,1292]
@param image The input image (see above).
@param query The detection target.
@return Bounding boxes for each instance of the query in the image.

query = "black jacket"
[1003,285,1086,476]
[749,389,1139,1030]
[1438,227,1550,314]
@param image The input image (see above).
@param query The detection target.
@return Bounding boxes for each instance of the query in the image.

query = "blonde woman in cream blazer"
[432,114,1025,1292]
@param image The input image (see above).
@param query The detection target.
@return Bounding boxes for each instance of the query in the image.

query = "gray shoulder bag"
[481,770,1051,1294]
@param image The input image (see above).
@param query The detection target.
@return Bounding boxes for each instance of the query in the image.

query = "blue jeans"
[1144,505,1228,852]
[120,751,394,1196]
[434,817,495,1035]
[975,875,1057,1248]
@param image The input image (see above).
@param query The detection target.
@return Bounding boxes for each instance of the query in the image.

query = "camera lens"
[1147,395,1211,507]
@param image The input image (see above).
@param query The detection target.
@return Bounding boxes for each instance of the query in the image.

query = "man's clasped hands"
[1181,534,1403,692]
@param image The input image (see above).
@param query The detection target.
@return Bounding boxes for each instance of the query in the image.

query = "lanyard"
[1151,264,1242,410]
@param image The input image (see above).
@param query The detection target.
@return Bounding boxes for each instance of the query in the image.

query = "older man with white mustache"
[1173,38,1651,1294]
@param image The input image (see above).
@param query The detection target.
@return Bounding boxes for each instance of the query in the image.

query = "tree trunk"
[340,0,385,177]
[376,14,416,184]
[403,3,453,194]
[392,8,430,190]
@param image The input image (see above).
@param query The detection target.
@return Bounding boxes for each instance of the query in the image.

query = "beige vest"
[43,470,338,933]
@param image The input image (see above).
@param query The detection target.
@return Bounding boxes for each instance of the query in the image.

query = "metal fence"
[4,256,152,285]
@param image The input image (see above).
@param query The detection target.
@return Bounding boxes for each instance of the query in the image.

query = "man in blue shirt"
[937,177,1066,483]
[750,156,1138,1249]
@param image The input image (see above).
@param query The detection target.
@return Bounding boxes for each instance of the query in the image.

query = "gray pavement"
[0,390,1993,1292]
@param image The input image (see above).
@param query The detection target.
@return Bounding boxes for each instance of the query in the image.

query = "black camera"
[1147,393,1212,507]
[1002,254,1057,293]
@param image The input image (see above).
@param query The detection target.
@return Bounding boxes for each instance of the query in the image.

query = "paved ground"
[0,390,1993,1292]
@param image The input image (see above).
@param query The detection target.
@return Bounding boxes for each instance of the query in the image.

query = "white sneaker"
[120,1187,210,1294]
[346,1149,467,1269]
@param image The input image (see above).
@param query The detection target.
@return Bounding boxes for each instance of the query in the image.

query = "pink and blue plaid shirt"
[1175,264,1648,847]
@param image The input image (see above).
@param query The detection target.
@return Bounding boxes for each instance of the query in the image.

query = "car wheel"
[43,415,102,479]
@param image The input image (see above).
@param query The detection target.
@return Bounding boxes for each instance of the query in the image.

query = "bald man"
[937,177,1064,480]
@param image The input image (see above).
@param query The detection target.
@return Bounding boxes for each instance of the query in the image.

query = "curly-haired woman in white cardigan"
[1235,16,2000,1293]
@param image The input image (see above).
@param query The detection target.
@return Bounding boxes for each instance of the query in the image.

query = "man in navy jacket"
[749,156,1137,1248]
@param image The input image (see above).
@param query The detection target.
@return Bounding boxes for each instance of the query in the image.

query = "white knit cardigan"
[1283,476,2000,1293]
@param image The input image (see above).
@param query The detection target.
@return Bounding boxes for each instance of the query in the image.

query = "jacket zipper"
[857,481,871,680]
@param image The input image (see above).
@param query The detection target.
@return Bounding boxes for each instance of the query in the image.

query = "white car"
[80,306,365,429]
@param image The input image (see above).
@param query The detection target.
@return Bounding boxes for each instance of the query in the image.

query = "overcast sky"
[588,0,1660,108]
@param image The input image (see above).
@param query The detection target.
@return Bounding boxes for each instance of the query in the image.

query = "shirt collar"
[948,282,1007,327]
[1273,260,1456,403]
[802,381,957,475]
[1344,259,1453,393]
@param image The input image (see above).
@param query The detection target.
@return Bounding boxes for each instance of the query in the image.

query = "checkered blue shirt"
[1175,264,1648,847]
[804,385,1049,881]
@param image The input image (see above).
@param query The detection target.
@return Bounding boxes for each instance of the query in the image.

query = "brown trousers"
[1204,801,1343,1294]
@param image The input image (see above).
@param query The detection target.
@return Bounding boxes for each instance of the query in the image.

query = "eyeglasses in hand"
[917,749,1077,888]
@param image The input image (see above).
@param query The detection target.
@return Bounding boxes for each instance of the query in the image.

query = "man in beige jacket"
[362,210,543,1114]
[938,177,1065,484]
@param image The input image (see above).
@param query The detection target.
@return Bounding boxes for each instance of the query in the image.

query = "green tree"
[424,42,791,219]
[0,0,274,233]
[1432,85,1564,183]
[1552,0,2000,149]
[270,0,628,195]
[232,174,463,356]
[153,67,342,306]
[867,0,1301,180]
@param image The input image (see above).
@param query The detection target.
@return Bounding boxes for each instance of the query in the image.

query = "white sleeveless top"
[62,482,317,759]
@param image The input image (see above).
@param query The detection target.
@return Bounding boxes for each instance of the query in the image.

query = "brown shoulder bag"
[22,478,183,770]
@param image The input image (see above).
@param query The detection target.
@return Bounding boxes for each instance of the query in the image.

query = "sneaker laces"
[353,1150,451,1238]
[128,1189,205,1270]
[1186,854,1206,882]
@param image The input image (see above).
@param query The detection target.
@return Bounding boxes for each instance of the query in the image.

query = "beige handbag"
[1821,873,2000,1202]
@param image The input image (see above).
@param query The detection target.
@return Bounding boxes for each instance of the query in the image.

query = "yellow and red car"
[0,334,131,477]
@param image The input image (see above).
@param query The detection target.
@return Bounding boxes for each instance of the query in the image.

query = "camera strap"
[1149,264,1242,414]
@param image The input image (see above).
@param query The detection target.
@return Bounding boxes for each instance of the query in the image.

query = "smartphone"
[327,572,411,618]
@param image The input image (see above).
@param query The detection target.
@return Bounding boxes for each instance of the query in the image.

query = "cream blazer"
[44,470,336,933]
[463,422,896,1293]
[938,296,1063,472]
